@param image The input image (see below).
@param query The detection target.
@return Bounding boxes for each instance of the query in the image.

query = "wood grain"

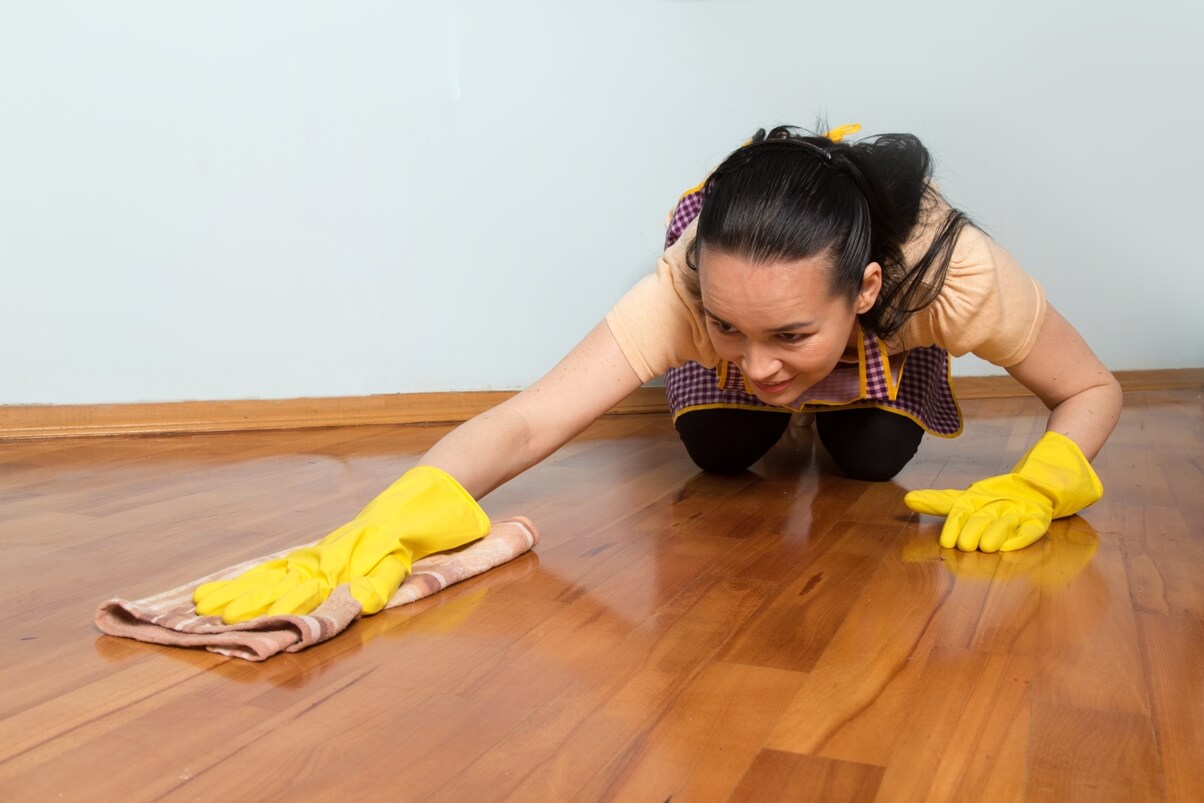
[0,387,670,440]
[729,750,884,802]
[0,388,1200,802]
[1136,612,1204,802]
[1026,704,1164,802]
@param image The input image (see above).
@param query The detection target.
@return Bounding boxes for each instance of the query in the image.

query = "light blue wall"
[3,1,1201,405]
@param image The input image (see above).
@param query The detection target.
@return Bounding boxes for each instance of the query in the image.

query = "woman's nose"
[742,344,782,382]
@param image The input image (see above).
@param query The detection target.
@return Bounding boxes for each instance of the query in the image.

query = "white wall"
[2,0,1201,405]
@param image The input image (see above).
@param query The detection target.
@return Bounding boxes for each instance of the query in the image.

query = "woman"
[195,124,1122,624]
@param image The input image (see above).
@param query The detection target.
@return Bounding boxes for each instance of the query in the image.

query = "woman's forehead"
[698,251,839,326]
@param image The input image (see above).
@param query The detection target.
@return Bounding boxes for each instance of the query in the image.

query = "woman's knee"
[674,408,791,474]
[816,407,924,481]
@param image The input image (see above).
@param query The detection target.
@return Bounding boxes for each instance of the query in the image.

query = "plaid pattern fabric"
[892,342,962,435]
[666,346,962,437]
[666,187,704,249]
[865,339,890,399]
[660,183,963,436]
[666,359,775,415]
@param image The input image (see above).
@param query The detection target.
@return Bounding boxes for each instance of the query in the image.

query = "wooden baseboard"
[2,368,1200,441]
[952,368,1204,398]
[0,387,669,441]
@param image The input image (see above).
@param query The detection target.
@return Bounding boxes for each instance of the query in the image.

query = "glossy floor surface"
[1,390,1201,802]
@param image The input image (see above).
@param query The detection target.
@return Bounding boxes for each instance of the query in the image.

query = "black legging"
[674,406,924,481]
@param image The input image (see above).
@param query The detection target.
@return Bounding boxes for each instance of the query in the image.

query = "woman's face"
[698,248,882,404]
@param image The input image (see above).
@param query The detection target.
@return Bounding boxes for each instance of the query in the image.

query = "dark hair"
[685,125,970,339]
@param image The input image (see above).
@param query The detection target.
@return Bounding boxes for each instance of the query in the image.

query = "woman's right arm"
[418,320,646,499]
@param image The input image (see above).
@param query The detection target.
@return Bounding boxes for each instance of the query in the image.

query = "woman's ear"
[856,262,883,313]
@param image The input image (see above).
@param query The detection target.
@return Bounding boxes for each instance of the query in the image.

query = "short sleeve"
[899,223,1047,367]
[604,217,718,382]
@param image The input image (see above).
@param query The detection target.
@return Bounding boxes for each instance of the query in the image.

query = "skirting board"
[2,368,1201,441]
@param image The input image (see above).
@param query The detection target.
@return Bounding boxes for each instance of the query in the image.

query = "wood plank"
[1122,505,1204,620]
[588,661,807,802]
[1026,704,1164,802]
[729,750,885,802]
[872,650,1033,803]
[762,523,954,762]
[719,520,897,673]
[0,388,1201,802]
[1136,613,1204,803]
[428,577,773,802]
[912,654,1033,802]
[1032,535,1150,716]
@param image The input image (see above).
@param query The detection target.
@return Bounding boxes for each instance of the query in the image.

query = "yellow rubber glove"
[904,431,1103,553]
[193,466,490,624]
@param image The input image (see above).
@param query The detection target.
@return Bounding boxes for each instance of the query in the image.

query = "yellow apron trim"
[890,351,908,401]
[679,179,707,200]
[856,325,869,399]
[720,382,867,410]
[877,336,895,399]
[664,180,707,227]
[878,341,908,402]
[770,383,869,410]
[824,402,964,439]
[674,399,963,437]
[671,401,792,424]
[786,396,866,411]
[943,353,965,434]
[716,360,730,390]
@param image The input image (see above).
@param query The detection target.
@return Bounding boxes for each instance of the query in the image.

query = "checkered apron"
[663,184,963,437]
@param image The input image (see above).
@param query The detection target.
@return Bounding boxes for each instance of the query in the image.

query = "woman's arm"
[1004,303,1122,459]
[192,321,645,623]
[419,320,646,498]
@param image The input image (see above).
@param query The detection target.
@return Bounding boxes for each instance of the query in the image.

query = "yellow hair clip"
[825,123,862,143]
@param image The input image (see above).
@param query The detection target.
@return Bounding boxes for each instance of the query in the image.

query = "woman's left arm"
[1004,303,1122,459]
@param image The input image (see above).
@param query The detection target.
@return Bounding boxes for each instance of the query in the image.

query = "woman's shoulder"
[604,216,718,381]
[898,201,1048,366]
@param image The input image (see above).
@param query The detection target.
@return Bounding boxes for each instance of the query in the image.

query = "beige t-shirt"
[605,190,1047,383]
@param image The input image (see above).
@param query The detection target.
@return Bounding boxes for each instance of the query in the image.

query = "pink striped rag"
[95,517,539,662]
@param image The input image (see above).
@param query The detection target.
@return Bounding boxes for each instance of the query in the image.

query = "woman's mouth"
[750,378,794,396]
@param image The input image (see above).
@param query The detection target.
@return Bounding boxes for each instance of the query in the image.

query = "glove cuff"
[354,465,489,533]
[1013,431,1103,519]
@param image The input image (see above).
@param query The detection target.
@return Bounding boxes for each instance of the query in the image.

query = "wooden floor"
[0,389,1201,802]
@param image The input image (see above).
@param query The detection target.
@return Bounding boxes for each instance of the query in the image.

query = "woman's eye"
[777,332,809,344]
[709,319,736,335]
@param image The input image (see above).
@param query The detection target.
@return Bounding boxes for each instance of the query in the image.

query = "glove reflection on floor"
[902,515,1100,589]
